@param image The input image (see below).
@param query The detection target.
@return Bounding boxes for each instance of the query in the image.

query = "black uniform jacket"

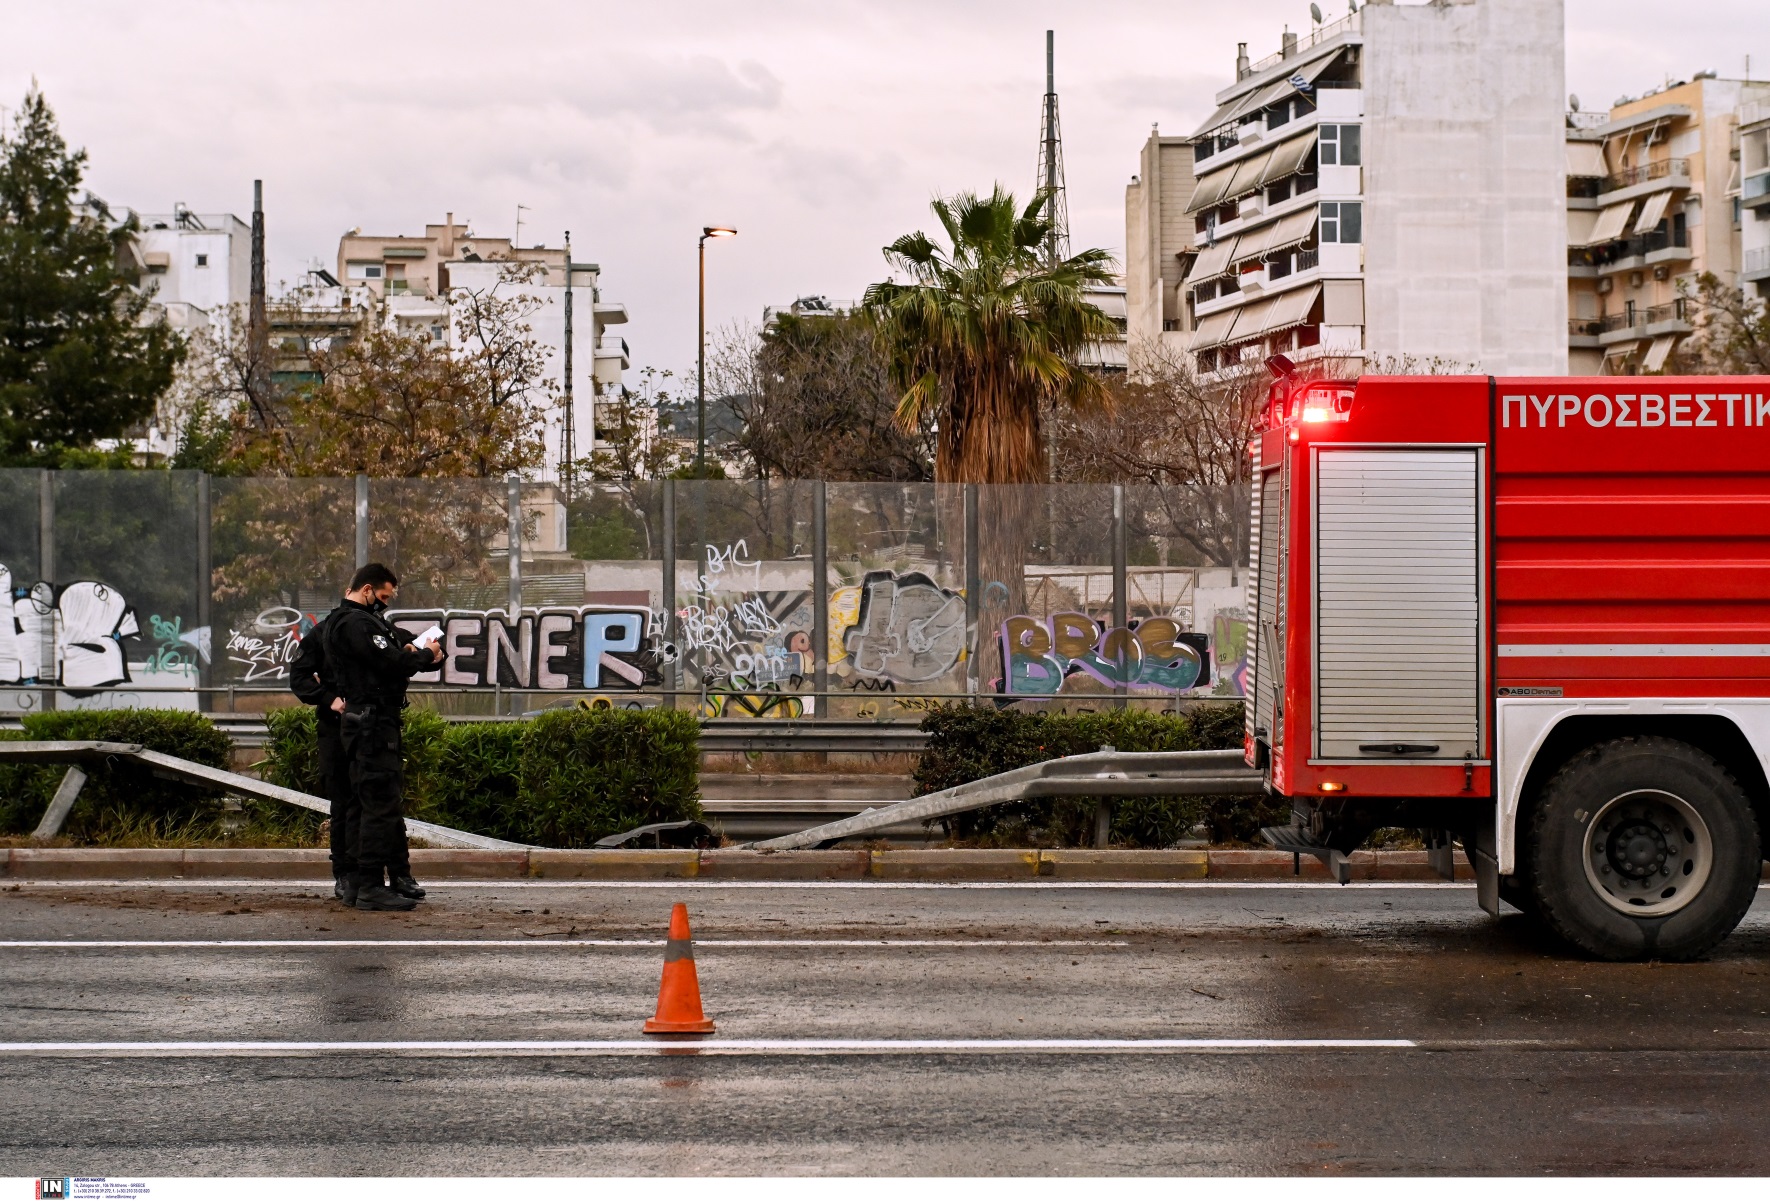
[323,599,434,711]
[288,607,344,722]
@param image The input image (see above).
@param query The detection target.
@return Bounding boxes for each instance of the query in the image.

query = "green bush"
[913,702,1275,848]
[0,709,234,840]
[519,708,701,846]
[259,705,703,847]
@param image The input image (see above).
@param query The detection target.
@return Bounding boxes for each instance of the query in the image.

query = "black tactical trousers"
[316,713,357,878]
[343,710,409,889]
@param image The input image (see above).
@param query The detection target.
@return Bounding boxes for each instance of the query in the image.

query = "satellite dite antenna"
[1310,3,1323,24]
[1569,94,1581,112]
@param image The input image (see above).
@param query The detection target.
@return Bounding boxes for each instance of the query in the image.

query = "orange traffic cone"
[643,902,716,1035]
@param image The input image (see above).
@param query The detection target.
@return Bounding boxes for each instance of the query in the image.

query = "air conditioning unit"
[1597,277,1614,294]
[1653,265,1670,281]
[1629,270,1645,288]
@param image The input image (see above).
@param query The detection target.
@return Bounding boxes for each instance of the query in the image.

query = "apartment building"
[135,206,251,334]
[1179,0,1565,378]
[1566,75,1770,374]
[1741,97,1770,300]
[334,216,631,481]
[1123,129,1198,359]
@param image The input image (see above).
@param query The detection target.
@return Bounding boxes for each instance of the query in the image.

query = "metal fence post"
[964,483,979,701]
[38,469,55,712]
[196,472,212,711]
[661,478,677,710]
[812,480,828,719]
[354,474,370,568]
[507,474,523,618]
[1113,484,1128,709]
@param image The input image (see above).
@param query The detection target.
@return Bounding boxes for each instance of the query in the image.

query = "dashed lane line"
[0,938,1129,949]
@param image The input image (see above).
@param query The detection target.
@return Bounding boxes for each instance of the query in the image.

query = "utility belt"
[340,700,403,737]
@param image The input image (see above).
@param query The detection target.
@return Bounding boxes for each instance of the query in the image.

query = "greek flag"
[1289,72,1314,94]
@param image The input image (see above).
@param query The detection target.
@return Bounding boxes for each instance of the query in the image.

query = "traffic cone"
[643,902,716,1035]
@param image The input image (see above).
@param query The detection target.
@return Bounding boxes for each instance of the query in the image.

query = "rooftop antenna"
[248,179,270,424]
[1035,29,1070,269]
[514,203,530,250]
[562,230,575,505]
[1310,3,1323,24]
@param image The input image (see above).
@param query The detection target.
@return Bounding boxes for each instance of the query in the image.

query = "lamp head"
[703,226,737,239]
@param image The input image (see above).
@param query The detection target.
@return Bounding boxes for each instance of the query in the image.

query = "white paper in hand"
[415,624,445,650]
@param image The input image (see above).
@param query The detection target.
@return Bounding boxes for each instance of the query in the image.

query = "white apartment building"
[1180,0,1566,378]
[135,207,251,335]
[336,218,631,482]
[1741,97,1770,300]
[1566,75,1770,374]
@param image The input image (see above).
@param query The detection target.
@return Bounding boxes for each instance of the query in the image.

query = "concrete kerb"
[0,846,1479,883]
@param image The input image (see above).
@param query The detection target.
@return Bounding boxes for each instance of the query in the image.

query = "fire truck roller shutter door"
[1315,448,1481,759]
[1254,469,1285,745]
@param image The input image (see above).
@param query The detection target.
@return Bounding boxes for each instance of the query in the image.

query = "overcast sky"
[7,1,1765,381]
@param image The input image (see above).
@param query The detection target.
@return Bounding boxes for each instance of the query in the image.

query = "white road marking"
[0,879,1484,890]
[0,1037,1417,1056]
[0,938,1129,949]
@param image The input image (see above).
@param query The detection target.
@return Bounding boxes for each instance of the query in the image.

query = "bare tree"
[1674,272,1770,374]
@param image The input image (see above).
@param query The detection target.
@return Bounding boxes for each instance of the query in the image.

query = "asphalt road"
[4,879,1770,1175]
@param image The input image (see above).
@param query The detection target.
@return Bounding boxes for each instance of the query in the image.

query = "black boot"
[355,884,417,912]
[390,875,426,900]
[333,876,359,906]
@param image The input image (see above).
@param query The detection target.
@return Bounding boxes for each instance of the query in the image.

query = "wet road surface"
[3,880,1769,1174]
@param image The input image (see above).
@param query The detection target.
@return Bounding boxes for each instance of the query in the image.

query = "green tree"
[0,88,182,463]
[863,186,1117,484]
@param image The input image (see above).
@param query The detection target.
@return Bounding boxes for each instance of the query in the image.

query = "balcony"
[1568,317,1604,348]
[1744,173,1770,211]
[1568,227,1692,275]
[1596,299,1692,346]
[1745,246,1770,284]
[1597,158,1691,206]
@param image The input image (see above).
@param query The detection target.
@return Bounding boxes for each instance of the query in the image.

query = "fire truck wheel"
[1524,736,1761,962]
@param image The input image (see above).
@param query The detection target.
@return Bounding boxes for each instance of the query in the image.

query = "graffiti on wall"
[997,611,1211,698]
[1212,609,1249,698]
[386,605,674,690]
[226,607,312,683]
[674,540,816,715]
[833,570,966,684]
[0,565,205,690]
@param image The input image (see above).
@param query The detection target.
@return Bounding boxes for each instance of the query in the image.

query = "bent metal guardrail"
[0,740,529,852]
[747,748,1266,851]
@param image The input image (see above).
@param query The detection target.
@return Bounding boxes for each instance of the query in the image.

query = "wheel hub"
[1583,790,1712,917]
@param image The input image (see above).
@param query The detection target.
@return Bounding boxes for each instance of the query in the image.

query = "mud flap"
[1423,829,1456,882]
[1463,822,1500,916]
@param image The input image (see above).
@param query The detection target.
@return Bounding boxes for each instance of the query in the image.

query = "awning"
[1259,130,1318,187]
[1566,141,1607,178]
[1184,236,1239,285]
[1264,206,1319,253]
[1567,208,1597,246]
[1600,341,1642,373]
[1226,148,1275,200]
[1642,333,1678,372]
[1187,165,1235,214]
[1231,220,1280,264]
[1587,200,1637,245]
[1188,307,1240,351]
[1258,283,1322,336]
[1223,297,1277,345]
[1633,190,1672,234]
[1188,53,1338,139]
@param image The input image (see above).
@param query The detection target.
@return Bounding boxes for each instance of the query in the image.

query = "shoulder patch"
[373,634,390,649]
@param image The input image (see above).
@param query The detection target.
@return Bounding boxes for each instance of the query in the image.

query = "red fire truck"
[1248,365,1770,960]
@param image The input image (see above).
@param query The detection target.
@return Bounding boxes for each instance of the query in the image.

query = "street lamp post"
[697,225,737,473]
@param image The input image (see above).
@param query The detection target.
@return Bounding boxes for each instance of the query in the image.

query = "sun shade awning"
[1261,283,1322,334]
[1227,148,1274,199]
[1587,200,1637,245]
[1565,141,1607,177]
[1190,51,1339,140]
[1642,333,1678,372]
[1187,166,1235,214]
[1264,206,1319,253]
[1184,236,1240,285]
[1632,190,1672,234]
[1567,208,1598,246]
[1259,131,1318,187]
[1188,307,1240,351]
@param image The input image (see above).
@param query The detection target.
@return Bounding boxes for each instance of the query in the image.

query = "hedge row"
[0,710,238,841]
[261,706,703,847]
[913,702,1284,848]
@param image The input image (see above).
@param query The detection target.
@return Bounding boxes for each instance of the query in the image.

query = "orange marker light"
[1319,781,1347,793]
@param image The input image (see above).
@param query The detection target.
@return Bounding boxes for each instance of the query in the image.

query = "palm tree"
[864,186,1118,484]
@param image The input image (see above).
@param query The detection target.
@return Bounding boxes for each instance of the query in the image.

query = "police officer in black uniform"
[287,603,356,903]
[324,562,443,912]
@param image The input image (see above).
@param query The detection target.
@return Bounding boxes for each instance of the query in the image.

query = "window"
[194,254,209,267]
[1319,124,1362,166]
[346,262,384,280]
[1321,201,1363,243]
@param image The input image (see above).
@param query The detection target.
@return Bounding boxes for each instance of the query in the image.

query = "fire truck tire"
[1523,736,1761,962]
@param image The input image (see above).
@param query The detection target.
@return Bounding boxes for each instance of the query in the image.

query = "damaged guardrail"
[0,740,529,852]
[747,747,1267,852]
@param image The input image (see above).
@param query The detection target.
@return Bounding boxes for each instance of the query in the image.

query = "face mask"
[368,595,389,614]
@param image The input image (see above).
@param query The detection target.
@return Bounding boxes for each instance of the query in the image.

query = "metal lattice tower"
[1036,29,1071,268]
